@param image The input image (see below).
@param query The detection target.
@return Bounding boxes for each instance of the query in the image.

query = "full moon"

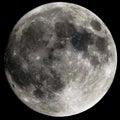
[4,2,117,117]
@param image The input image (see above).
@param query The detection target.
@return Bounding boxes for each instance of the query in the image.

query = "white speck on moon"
[23,97,29,102]
[36,56,40,60]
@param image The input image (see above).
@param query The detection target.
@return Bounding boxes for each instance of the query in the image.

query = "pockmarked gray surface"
[4,2,117,117]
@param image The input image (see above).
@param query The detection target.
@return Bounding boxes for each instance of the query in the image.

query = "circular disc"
[4,2,117,117]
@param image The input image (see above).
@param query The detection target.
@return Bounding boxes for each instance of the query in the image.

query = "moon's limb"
[5,2,117,117]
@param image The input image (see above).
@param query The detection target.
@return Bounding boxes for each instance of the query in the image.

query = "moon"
[4,2,117,117]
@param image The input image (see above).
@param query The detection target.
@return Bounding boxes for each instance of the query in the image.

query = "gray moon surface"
[5,2,117,117]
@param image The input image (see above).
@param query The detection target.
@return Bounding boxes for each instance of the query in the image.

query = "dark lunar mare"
[71,29,92,52]
[90,20,101,31]
[70,27,109,66]
[5,48,66,99]
[5,18,68,100]
[20,20,49,50]
[55,21,76,38]
[54,20,76,49]
[32,67,65,99]
[5,49,31,88]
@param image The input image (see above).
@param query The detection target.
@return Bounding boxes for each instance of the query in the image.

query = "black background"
[0,0,119,119]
